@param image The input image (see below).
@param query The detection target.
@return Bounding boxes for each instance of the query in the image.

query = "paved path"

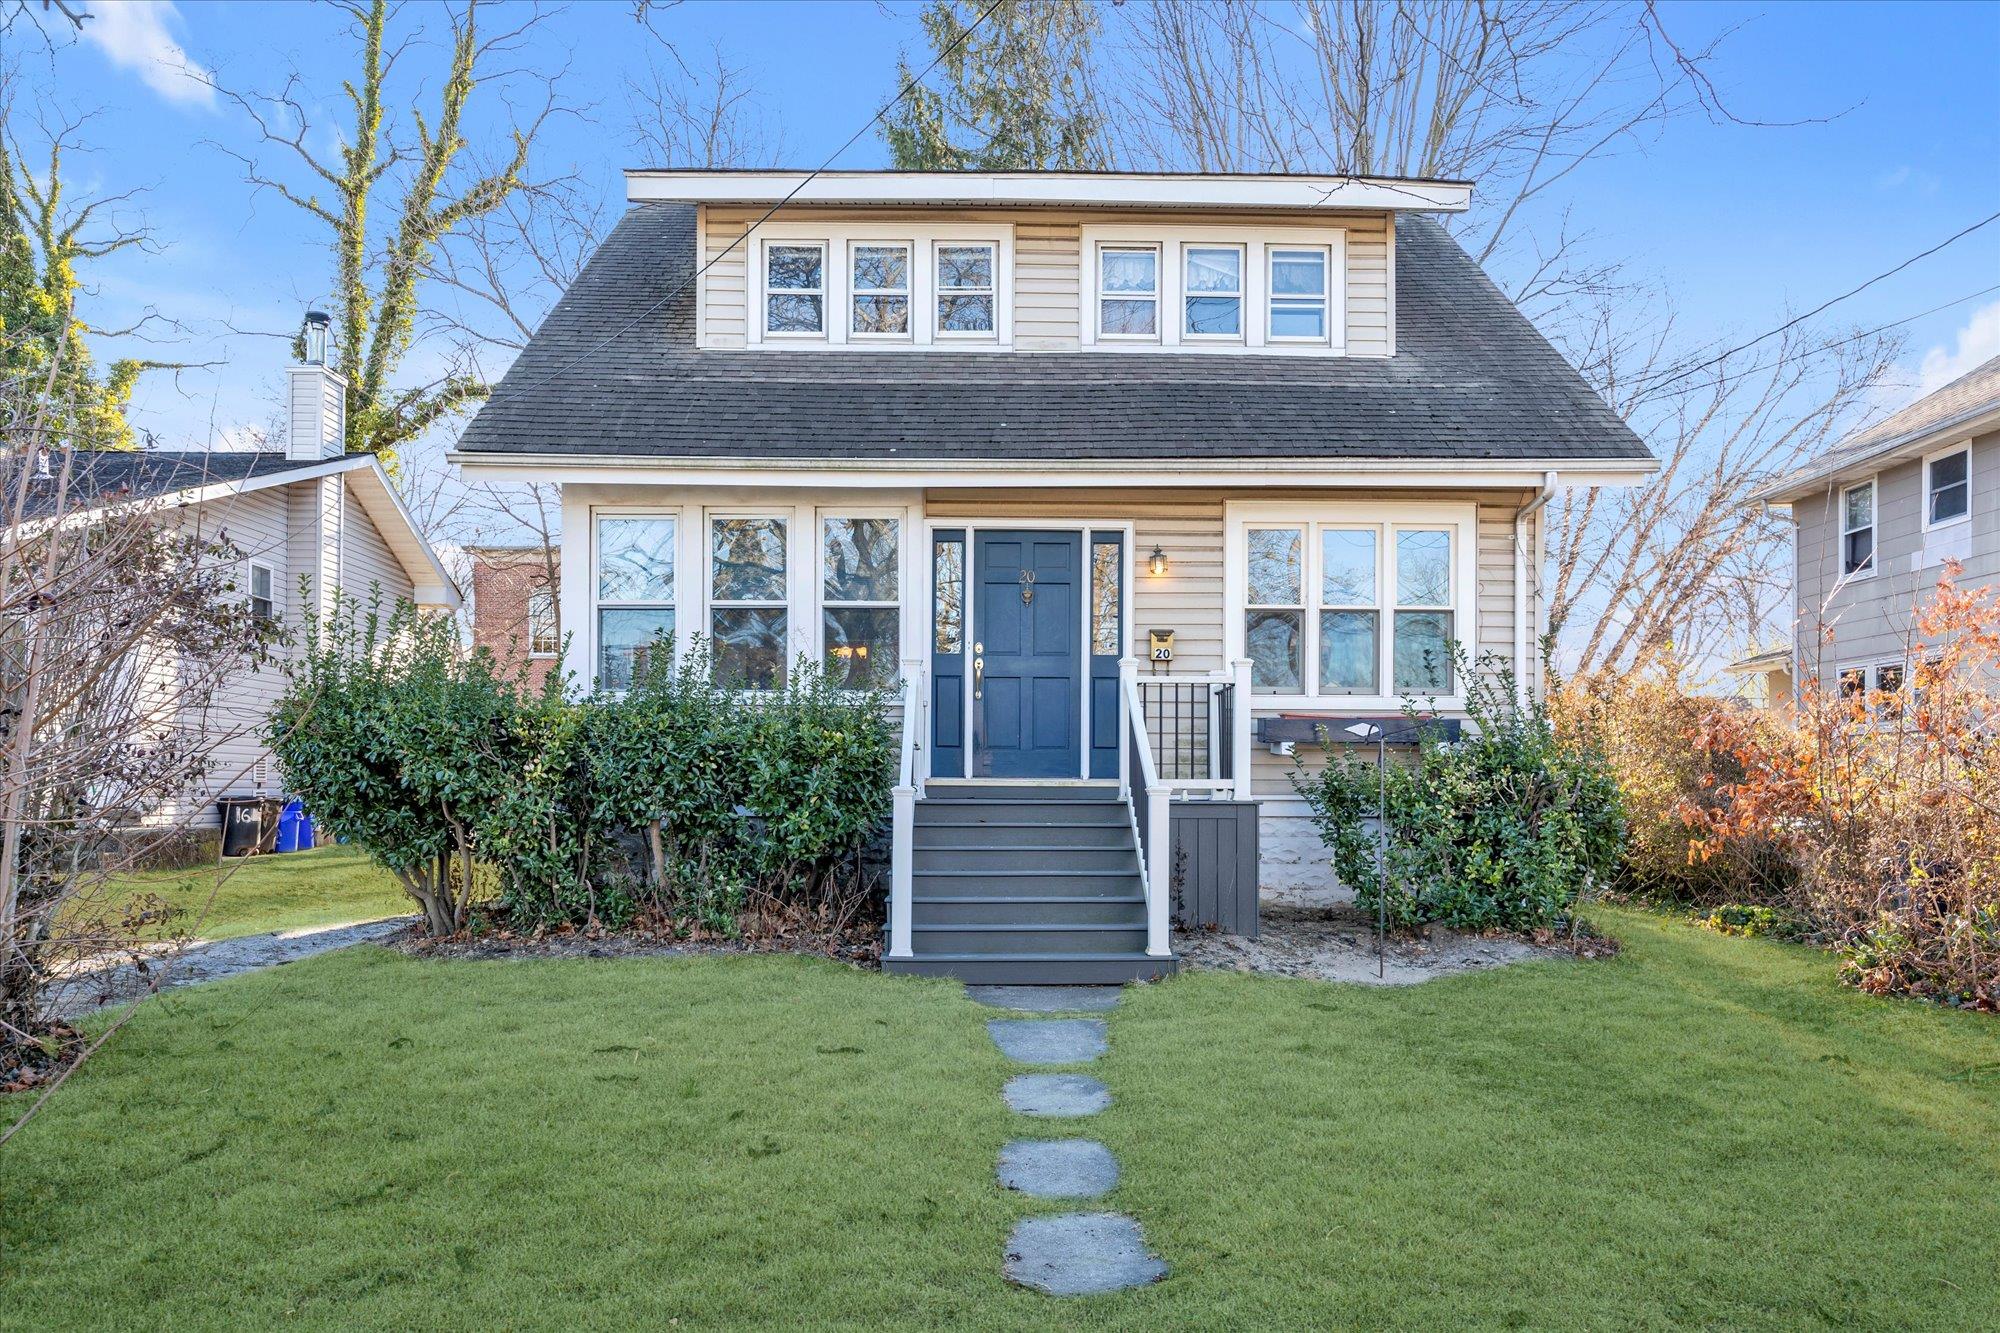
[55,917,412,1019]
[971,984,1167,1298]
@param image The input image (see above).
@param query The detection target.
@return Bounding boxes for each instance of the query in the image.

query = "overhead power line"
[477,0,1006,413]
[1636,210,2000,392]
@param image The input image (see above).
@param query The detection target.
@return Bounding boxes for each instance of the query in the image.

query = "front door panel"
[973,531,1082,778]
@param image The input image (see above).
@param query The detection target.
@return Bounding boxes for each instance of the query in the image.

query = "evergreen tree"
[883,0,1113,171]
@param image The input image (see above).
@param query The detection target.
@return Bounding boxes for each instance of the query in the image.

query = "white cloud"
[210,422,270,453]
[83,1,215,109]
[1912,298,2000,397]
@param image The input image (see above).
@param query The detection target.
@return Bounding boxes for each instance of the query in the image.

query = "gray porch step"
[914,845,1137,873]
[911,923,1149,956]
[912,895,1146,927]
[913,869,1144,899]
[886,953,1177,984]
[913,822,1130,849]
[917,799,1130,827]
[929,784,1119,802]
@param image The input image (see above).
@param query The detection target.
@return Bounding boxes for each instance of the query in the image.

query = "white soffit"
[626,170,1473,214]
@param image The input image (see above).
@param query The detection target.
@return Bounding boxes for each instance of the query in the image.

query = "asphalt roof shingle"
[456,204,1650,465]
[17,450,330,519]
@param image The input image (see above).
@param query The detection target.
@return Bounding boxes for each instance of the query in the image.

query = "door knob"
[973,654,984,700]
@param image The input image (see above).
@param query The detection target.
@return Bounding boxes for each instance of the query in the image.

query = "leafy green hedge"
[270,596,895,935]
[1292,657,1626,934]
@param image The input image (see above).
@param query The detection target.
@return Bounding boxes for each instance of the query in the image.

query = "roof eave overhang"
[1754,400,2000,505]
[625,170,1473,214]
[450,451,1655,490]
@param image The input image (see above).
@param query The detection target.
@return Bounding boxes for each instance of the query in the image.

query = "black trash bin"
[217,796,284,857]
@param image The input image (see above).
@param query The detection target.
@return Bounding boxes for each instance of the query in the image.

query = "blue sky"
[31,0,2000,461]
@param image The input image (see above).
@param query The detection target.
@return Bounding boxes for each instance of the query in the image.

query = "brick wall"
[469,546,559,692]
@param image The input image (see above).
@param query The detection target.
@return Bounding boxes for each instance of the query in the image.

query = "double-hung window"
[1392,529,1455,694]
[822,516,899,688]
[1183,244,1243,339]
[1239,511,1465,701]
[1099,245,1160,338]
[596,515,676,689]
[764,242,826,336]
[1926,447,1970,527]
[527,587,559,658]
[850,243,911,337]
[247,561,276,623]
[936,243,996,336]
[711,517,789,689]
[1840,660,1906,717]
[1269,247,1330,342]
[1841,480,1876,576]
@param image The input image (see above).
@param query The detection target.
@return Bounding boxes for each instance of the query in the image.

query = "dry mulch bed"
[394,912,883,968]
[1175,902,1617,986]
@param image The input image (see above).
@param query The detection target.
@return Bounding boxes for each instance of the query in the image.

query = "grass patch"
[101,846,412,941]
[2,908,1994,1328]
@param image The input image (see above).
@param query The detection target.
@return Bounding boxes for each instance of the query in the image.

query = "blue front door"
[973,531,1082,778]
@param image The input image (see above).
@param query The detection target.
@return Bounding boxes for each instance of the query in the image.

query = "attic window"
[765,243,825,336]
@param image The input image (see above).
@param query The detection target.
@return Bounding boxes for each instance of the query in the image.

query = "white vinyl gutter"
[1514,471,1559,706]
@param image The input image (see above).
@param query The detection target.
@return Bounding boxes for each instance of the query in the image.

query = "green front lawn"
[3,909,1994,1329]
[102,845,412,941]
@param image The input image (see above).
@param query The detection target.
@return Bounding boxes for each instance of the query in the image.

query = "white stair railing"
[1119,659,1172,958]
[888,663,926,961]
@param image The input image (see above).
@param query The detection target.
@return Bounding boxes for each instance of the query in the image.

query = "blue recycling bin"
[275,799,315,853]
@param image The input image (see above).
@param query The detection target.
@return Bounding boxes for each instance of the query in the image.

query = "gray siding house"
[453,170,1653,982]
[1758,354,2000,701]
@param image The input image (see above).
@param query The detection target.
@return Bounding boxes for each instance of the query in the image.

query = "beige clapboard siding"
[697,204,1394,352]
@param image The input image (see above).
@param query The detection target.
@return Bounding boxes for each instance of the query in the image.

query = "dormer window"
[850,243,911,337]
[1099,246,1160,339]
[936,244,995,336]
[1183,245,1244,339]
[765,243,825,336]
[1269,247,1330,342]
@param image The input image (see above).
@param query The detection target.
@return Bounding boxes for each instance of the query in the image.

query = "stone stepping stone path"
[985,1017,1106,1065]
[972,985,1166,1297]
[1004,1073,1111,1118]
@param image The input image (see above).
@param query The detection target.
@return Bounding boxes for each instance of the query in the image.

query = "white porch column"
[888,785,914,959]
[1231,657,1253,801]
[1145,786,1171,957]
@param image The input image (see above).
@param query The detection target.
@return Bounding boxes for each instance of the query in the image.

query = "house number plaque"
[1149,629,1175,663]
[1019,569,1036,604]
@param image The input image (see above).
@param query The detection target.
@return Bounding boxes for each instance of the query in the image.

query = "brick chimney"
[286,310,347,460]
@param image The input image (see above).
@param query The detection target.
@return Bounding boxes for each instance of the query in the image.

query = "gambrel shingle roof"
[455,203,1650,466]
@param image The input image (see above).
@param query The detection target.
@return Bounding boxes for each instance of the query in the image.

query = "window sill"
[1921,513,1971,535]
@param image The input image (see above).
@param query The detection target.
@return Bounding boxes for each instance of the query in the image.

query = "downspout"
[1514,470,1559,707]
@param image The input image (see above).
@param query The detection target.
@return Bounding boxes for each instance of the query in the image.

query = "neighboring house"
[61,334,459,831]
[1757,354,1999,705]
[453,170,1654,981]
[468,543,561,691]
[1721,646,1795,714]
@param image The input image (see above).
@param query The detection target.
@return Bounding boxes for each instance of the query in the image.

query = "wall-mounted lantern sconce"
[1148,544,1169,577]
[301,310,332,367]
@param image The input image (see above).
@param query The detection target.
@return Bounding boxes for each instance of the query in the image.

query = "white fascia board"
[338,457,464,609]
[626,170,1473,214]
[451,453,1656,491]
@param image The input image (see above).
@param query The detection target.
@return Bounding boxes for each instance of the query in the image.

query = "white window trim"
[933,240,999,342]
[526,586,559,658]
[746,222,1013,349]
[1266,244,1334,346]
[816,510,907,686]
[1839,477,1877,579]
[1095,242,1163,344]
[848,240,915,342]
[760,238,829,341]
[1225,500,1475,712]
[591,510,681,690]
[247,558,278,622]
[1181,242,1247,343]
[1082,224,1347,355]
[1922,441,1972,532]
